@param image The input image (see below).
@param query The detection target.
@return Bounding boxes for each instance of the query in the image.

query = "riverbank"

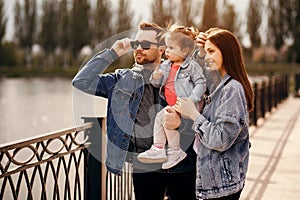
[1,63,300,78]
[0,66,79,78]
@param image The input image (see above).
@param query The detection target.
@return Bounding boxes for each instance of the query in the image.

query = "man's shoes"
[137,145,167,163]
[162,148,187,169]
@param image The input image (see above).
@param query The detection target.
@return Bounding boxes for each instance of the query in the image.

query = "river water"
[0,77,107,145]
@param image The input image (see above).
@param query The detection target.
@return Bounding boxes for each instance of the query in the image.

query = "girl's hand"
[175,97,200,120]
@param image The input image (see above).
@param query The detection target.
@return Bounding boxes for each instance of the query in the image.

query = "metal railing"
[0,74,290,200]
[250,75,289,126]
[295,73,300,97]
[0,119,134,200]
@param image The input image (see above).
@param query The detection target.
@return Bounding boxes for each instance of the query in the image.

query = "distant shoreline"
[0,66,79,78]
[1,63,300,78]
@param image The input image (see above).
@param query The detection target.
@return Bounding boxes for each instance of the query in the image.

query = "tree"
[39,0,59,67]
[0,0,7,66]
[268,0,294,52]
[151,0,176,27]
[116,0,132,33]
[57,0,71,68]
[0,0,6,45]
[247,0,262,48]
[221,0,237,34]
[288,0,299,62]
[92,0,112,44]
[178,0,193,26]
[70,0,91,59]
[14,0,37,68]
[201,0,218,31]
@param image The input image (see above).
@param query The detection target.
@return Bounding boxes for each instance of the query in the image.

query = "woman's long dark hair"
[206,28,254,112]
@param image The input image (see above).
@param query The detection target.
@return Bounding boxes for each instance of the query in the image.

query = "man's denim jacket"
[192,75,250,199]
[72,49,196,175]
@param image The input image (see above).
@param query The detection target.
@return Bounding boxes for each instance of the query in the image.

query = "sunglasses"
[130,40,159,50]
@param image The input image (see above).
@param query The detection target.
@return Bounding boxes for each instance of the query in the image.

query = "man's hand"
[163,106,181,130]
[152,65,163,80]
[111,38,131,57]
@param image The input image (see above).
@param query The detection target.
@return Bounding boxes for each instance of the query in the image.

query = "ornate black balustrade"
[0,123,92,200]
[0,120,134,200]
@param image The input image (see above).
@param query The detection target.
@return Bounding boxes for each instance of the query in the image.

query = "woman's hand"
[195,32,207,58]
[175,97,200,121]
[195,32,207,48]
[163,106,181,130]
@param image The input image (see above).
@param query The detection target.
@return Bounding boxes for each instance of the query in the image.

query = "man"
[72,22,196,200]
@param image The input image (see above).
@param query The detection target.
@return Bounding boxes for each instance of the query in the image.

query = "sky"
[3,0,252,44]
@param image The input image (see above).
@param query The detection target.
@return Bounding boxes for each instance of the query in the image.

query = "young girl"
[175,28,254,199]
[137,24,206,169]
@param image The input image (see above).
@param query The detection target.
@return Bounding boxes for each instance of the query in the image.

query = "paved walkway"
[241,97,300,200]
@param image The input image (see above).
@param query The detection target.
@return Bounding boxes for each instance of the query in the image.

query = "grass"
[245,62,300,96]
[1,62,300,95]
[246,62,300,76]
[1,62,300,77]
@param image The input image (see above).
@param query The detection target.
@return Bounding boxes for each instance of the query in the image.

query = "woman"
[174,28,254,199]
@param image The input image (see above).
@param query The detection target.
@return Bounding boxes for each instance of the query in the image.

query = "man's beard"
[135,51,156,65]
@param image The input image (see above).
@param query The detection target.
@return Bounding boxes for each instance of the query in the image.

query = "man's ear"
[159,46,166,55]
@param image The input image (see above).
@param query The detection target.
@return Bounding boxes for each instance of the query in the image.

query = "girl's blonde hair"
[165,24,199,56]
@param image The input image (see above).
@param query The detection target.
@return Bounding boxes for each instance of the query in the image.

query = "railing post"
[295,74,300,97]
[261,80,266,118]
[83,117,106,200]
[252,83,258,126]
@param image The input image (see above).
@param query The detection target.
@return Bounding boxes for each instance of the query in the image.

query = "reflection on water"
[0,77,107,145]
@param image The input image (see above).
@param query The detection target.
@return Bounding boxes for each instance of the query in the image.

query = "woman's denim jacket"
[192,75,250,199]
[72,49,196,175]
[151,58,206,103]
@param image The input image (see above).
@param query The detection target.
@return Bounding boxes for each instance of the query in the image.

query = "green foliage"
[246,62,300,76]
[0,42,22,66]
[2,0,300,70]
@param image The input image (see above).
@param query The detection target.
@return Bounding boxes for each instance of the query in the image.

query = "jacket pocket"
[176,71,193,97]
[221,158,234,185]
[111,88,132,128]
